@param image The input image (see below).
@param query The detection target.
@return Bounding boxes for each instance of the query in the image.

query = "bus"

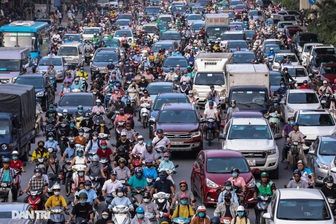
[0,20,50,60]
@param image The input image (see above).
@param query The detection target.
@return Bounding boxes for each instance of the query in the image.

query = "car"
[117,13,133,21]
[287,10,301,19]
[142,23,159,37]
[226,40,248,52]
[244,30,256,44]
[277,21,295,33]
[160,30,182,46]
[262,44,281,59]
[280,14,297,22]
[294,109,336,145]
[114,19,131,29]
[191,21,205,33]
[37,56,66,81]
[233,51,256,64]
[248,10,265,21]
[146,82,174,102]
[0,202,36,224]
[290,32,319,56]
[269,71,282,93]
[281,89,321,121]
[309,54,336,75]
[318,63,336,82]
[150,93,190,119]
[14,73,55,111]
[62,33,83,43]
[162,56,188,73]
[90,48,120,74]
[263,188,334,224]
[260,39,284,52]
[285,65,309,86]
[171,4,186,14]
[152,40,179,56]
[56,92,95,115]
[222,111,264,129]
[307,136,336,185]
[272,52,299,71]
[113,29,134,44]
[149,103,203,151]
[158,14,174,24]
[233,4,247,17]
[221,118,280,178]
[190,150,255,205]
[220,30,245,48]
[103,37,120,49]
[82,27,103,41]
[229,0,243,9]
[308,45,336,67]
[186,14,203,26]
[229,21,244,31]
[283,25,303,46]
[301,42,323,67]
[145,6,160,17]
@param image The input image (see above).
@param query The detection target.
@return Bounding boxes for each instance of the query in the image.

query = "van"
[0,47,30,83]
[57,42,84,67]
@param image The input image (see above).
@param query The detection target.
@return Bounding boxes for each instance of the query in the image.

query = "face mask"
[138,140,143,144]
[12,157,18,161]
[224,198,230,202]
[63,113,67,116]
[137,213,144,219]
[102,146,107,150]
[143,198,150,203]
[102,215,109,219]
[35,172,41,177]
[70,124,75,128]
[274,104,278,107]
[281,85,285,88]
[100,124,105,126]
[78,172,84,177]
[237,211,244,217]
[164,157,169,162]
[79,200,86,204]
[54,191,60,196]
[78,110,83,113]
[290,122,295,125]
[198,212,205,218]
[49,108,54,111]
[79,132,84,136]
[85,186,91,190]
[184,74,187,76]
[77,153,83,157]
[170,70,173,72]
[38,145,44,148]
[160,176,166,181]
[80,70,84,72]
[85,117,89,120]
[117,192,124,197]
[327,183,333,187]
[48,137,53,141]
[181,200,187,205]
[232,173,238,178]
[225,186,231,191]
[97,103,101,106]
[93,137,98,140]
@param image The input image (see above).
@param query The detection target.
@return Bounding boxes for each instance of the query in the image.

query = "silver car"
[37,56,66,81]
[308,136,336,185]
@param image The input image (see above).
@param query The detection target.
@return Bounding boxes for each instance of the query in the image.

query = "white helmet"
[52,184,61,190]
[63,109,68,113]
[121,131,127,136]
[96,99,101,103]
[237,206,245,212]
[138,135,144,140]
[11,151,19,156]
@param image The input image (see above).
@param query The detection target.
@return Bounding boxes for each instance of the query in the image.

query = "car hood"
[299,126,336,141]
[56,105,92,115]
[318,155,335,166]
[206,172,252,187]
[92,62,109,67]
[38,65,62,71]
[288,103,321,110]
[0,219,31,224]
[224,139,276,150]
[321,74,336,82]
[157,123,199,132]
[0,71,20,79]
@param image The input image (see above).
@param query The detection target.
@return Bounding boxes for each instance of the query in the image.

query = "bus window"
[2,32,37,52]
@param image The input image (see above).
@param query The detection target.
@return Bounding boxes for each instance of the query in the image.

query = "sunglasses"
[180,185,186,187]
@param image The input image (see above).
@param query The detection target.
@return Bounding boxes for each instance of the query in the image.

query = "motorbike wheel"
[292,156,298,171]
[142,116,148,128]
[259,216,265,224]
[65,177,71,194]
[207,132,212,146]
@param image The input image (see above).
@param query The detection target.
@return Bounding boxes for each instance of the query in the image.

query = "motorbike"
[321,93,331,109]
[145,212,158,224]
[63,159,72,195]
[172,217,190,224]
[82,127,91,139]
[131,187,145,207]
[256,194,271,224]
[179,81,190,95]
[110,205,131,224]
[115,120,126,140]
[47,172,59,196]
[288,141,305,171]
[0,182,12,202]
[45,117,57,138]
[153,192,170,213]
[202,118,216,146]
[101,157,111,177]
[131,153,142,170]
[267,56,274,70]
[85,49,93,65]
[57,122,69,155]
[80,77,88,92]
[140,103,151,128]
[89,174,103,196]
[93,112,104,127]
[155,146,170,163]
[327,196,336,215]
[27,189,43,210]
[48,206,69,224]
[105,192,116,208]
[35,103,43,133]
[265,111,280,134]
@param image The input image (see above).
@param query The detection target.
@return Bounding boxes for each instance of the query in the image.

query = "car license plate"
[171,141,183,145]
[247,159,256,166]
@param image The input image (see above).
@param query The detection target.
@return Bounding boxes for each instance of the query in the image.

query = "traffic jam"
[0,0,336,223]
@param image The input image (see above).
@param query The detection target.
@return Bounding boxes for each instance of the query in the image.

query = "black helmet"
[49,104,55,108]
[143,191,151,199]
[126,100,131,105]
[156,129,163,134]
[47,132,54,137]
[34,167,42,173]
[324,175,334,184]
[2,157,10,163]
[224,180,232,186]
[231,168,240,174]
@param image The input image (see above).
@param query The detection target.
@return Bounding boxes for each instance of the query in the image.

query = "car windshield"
[0,59,20,71]
[319,140,336,155]
[299,35,319,46]
[94,53,118,62]
[194,72,225,85]
[58,46,78,56]
[207,27,228,38]
[104,39,119,47]
[315,48,336,55]
[231,90,267,106]
[63,35,81,42]
[287,68,307,77]
[15,77,44,89]
[115,20,130,25]
[235,5,246,9]
[228,41,247,49]
[159,16,172,23]
[221,33,244,40]
[153,43,174,52]
[143,26,158,33]
[147,85,173,95]
[188,15,202,20]
[287,28,301,36]
[287,93,319,104]
[233,53,255,63]
[163,58,188,67]
[264,45,280,53]
[59,95,94,107]
[298,114,335,126]
[277,199,331,220]
[274,54,298,63]
[228,125,272,140]
[321,65,336,74]
[249,10,263,16]
[206,157,249,173]
[191,23,205,31]
[0,119,10,135]
[278,22,293,28]
[39,57,62,66]
[153,97,189,110]
[244,30,255,39]
[161,32,181,40]
[145,7,160,15]
[114,30,132,37]
[158,110,198,123]
[171,6,186,13]
[315,56,336,67]
[270,74,282,85]
[283,15,296,21]
[83,29,100,34]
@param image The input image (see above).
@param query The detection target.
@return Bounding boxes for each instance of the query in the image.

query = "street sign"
[309,0,317,5]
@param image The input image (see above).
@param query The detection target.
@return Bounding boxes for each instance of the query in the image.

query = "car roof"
[41,55,62,59]
[61,92,94,97]
[162,103,194,110]
[233,51,255,55]
[16,73,44,78]
[284,65,307,69]
[231,111,263,117]
[148,82,173,87]
[275,52,296,55]
[228,40,247,43]
[297,109,330,114]
[224,30,244,34]
[288,89,315,93]
[155,40,176,44]
[155,93,187,99]
[278,188,324,200]
[163,30,180,34]
[165,56,185,59]
[319,135,336,141]
[231,117,268,125]
[204,149,245,157]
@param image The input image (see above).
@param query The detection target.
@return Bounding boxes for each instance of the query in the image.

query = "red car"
[190,150,256,206]
[318,63,336,82]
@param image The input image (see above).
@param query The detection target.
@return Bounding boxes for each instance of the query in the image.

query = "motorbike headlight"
[191,131,201,137]
[206,178,219,188]
[36,91,44,97]
[318,162,329,170]
[266,148,277,155]
[246,178,255,188]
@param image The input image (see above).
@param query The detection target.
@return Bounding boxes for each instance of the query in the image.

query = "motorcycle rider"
[253,172,276,224]
[73,105,85,119]
[109,186,134,210]
[77,66,89,80]
[102,170,123,198]
[143,158,158,181]
[107,59,115,70]
[114,158,131,181]
[45,154,62,181]
[172,194,195,219]
[45,104,58,122]
[151,170,175,199]
[45,132,61,153]
[47,64,57,90]
[318,80,333,96]
[59,109,72,123]
[203,101,220,135]
[165,67,177,82]
[85,132,100,155]
[92,99,106,114]
[138,76,149,89]
[321,175,336,199]
[142,141,160,165]
[131,135,146,156]
[294,160,315,187]
[23,168,48,205]
[190,205,210,224]
[299,80,310,89]
[31,140,49,163]
[67,192,94,223]
[96,209,112,224]
[138,90,153,121]
[228,168,246,203]
[128,167,149,194]
[132,206,151,224]
[287,170,309,188]
[0,158,18,201]
[96,140,114,162]
[285,123,305,169]
[87,155,107,185]
[71,76,83,91]
[121,122,137,142]
[10,151,25,172]
[217,181,239,205]
[159,152,176,172]
[226,100,239,118]
[207,85,220,105]
[72,167,89,195]
[281,117,295,162]
[266,101,282,118]
[74,128,88,146]
[80,112,95,130]
[77,180,101,206]
[61,140,76,162]
[152,129,171,151]
[45,184,69,210]
[231,206,250,224]
[69,146,88,167]
[281,67,295,86]
[172,180,195,209]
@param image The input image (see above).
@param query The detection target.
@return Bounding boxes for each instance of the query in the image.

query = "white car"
[263,188,335,224]
[301,43,323,67]
[285,65,310,85]
[221,118,280,179]
[294,109,336,143]
[82,27,103,41]
[113,29,134,44]
[281,89,321,121]
[272,52,299,71]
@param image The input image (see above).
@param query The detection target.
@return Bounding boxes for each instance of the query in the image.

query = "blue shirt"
[1,171,10,182]
[110,196,133,208]
[64,147,76,158]
[128,175,148,189]
[79,189,97,204]
[158,160,175,171]
[143,167,158,179]
[294,168,313,182]
[44,140,60,151]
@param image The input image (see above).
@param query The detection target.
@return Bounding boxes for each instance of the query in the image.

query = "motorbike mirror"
[175,164,179,168]
[262,213,271,220]
[331,167,336,173]
[274,133,282,140]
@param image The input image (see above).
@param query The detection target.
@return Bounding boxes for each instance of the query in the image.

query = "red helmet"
[101,140,107,145]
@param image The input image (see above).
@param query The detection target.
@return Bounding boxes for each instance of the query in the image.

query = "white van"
[57,42,84,67]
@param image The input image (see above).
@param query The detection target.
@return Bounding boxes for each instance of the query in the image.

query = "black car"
[56,92,95,115]
[14,73,55,111]
[290,32,319,56]
[308,54,336,75]
[90,48,120,74]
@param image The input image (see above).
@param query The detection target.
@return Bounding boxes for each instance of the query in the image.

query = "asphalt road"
[16,64,296,223]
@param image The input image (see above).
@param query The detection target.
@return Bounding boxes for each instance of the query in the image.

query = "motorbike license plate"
[171,141,183,145]
[247,159,256,166]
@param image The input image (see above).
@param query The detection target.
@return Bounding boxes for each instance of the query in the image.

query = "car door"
[266,192,277,224]
[308,138,319,172]
[192,152,204,196]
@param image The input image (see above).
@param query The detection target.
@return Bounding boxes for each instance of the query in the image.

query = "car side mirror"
[262,213,272,219]
[274,133,282,140]
[219,133,226,139]
[331,167,336,173]
[308,149,315,155]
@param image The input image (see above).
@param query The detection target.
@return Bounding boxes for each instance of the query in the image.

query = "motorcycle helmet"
[156,129,163,134]
[145,158,153,165]
[208,101,214,106]
[101,140,107,145]
[136,206,145,213]
[92,155,100,165]
[135,167,143,178]
[47,132,54,137]
[197,205,206,213]
[324,175,334,187]
[52,183,61,194]
[146,141,153,150]
[78,105,84,110]
[78,192,88,201]
[126,100,131,105]
[210,216,220,224]
[2,157,10,163]
[116,186,125,197]
[231,168,240,174]
[11,151,19,156]
[110,170,117,176]
[260,172,269,178]
[118,158,126,164]
[179,180,188,189]
[34,167,42,173]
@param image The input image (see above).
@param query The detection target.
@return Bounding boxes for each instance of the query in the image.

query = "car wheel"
[269,166,279,179]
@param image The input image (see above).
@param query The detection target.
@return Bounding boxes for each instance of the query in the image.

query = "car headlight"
[266,148,277,155]
[191,131,201,137]
[318,162,329,170]
[206,178,219,188]
[246,178,255,188]
[36,92,44,97]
